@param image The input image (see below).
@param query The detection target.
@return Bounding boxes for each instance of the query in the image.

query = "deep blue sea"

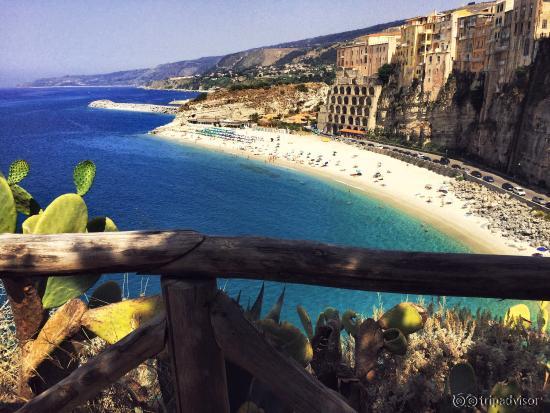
[0,87,526,323]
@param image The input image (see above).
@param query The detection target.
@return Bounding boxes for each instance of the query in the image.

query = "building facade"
[455,10,494,73]
[317,69,382,135]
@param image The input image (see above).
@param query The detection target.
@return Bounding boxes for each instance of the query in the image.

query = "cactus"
[7,160,30,185]
[22,213,42,234]
[247,283,264,321]
[33,193,88,234]
[81,295,164,344]
[296,305,313,339]
[88,281,122,309]
[448,362,476,395]
[73,160,96,196]
[382,328,408,355]
[237,402,265,413]
[87,216,118,232]
[315,307,341,334]
[342,310,361,337]
[504,304,531,329]
[265,287,285,323]
[537,306,548,333]
[10,183,40,216]
[42,274,102,309]
[256,319,313,367]
[488,381,521,413]
[378,302,427,335]
[0,174,16,233]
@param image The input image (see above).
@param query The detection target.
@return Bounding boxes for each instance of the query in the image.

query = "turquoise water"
[0,87,524,324]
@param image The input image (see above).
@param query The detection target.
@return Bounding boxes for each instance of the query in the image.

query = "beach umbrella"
[536,246,548,252]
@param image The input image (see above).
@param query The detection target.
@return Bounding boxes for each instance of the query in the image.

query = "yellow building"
[336,32,401,78]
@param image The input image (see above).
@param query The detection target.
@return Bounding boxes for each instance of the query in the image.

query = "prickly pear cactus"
[81,295,164,344]
[487,381,520,413]
[73,160,96,196]
[10,183,40,216]
[378,303,427,335]
[296,305,313,339]
[89,281,122,309]
[33,193,88,234]
[504,304,531,329]
[448,362,476,395]
[7,159,30,185]
[342,310,361,337]
[42,274,102,310]
[256,319,313,367]
[382,328,408,355]
[87,216,118,232]
[22,213,42,234]
[0,174,16,233]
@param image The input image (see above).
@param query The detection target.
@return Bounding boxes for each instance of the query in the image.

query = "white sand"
[152,121,537,256]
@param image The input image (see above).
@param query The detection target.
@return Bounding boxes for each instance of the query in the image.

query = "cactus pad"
[256,319,313,366]
[73,160,96,196]
[7,159,30,185]
[378,303,427,335]
[504,304,531,329]
[87,216,118,232]
[22,213,42,234]
[81,295,164,344]
[448,362,476,395]
[89,281,122,309]
[0,175,16,233]
[42,274,101,309]
[10,183,40,216]
[33,193,88,234]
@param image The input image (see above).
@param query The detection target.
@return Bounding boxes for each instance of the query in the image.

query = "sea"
[0,87,528,324]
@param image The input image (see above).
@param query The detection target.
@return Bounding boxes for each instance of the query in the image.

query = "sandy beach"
[149,120,549,256]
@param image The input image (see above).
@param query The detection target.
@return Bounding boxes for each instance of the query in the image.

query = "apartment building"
[506,0,550,79]
[336,32,401,78]
[455,9,495,73]
[486,0,514,89]
[317,69,382,134]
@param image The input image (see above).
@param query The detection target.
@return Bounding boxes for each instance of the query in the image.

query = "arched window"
[355,117,361,126]
[366,97,372,106]
[362,118,368,126]
[348,116,353,125]
[342,106,347,115]
[329,105,334,112]
[354,86,360,95]
[333,86,338,94]
[369,87,376,96]
[331,96,336,104]
[350,107,355,115]
[359,97,365,105]
[344,96,349,105]
[346,86,352,94]
[337,96,342,104]
[340,115,345,123]
[328,114,333,122]
[339,86,345,94]
[352,97,357,105]
[335,106,341,114]
[361,87,367,95]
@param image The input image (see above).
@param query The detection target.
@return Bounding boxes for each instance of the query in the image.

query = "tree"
[378,64,396,84]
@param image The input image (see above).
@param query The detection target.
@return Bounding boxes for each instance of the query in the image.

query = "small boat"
[350,169,362,177]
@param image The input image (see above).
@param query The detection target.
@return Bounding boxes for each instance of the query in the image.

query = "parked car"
[502,182,514,191]
[432,159,440,163]
[471,170,482,178]
[512,187,526,196]
[439,157,450,165]
[483,175,495,183]
[382,146,390,150]
[451,164,462,169]
[422,156,432,161]
[367,143,374,147]
[532,196,544,205]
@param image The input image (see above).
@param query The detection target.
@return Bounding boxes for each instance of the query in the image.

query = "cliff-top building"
[455,8,495,73]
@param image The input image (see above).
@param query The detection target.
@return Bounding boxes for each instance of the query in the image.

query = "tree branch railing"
[1,230,548,413]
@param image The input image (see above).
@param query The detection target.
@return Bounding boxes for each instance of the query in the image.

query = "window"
[543,20,548,30]
[524,38,530,56]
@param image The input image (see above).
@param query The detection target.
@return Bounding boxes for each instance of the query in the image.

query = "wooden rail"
[0,230,548,413]
[1,230,549,299]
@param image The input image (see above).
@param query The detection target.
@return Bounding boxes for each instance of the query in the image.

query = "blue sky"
[0,0,468,86]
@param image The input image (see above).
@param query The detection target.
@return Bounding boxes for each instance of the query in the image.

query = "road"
[333,135,550,210]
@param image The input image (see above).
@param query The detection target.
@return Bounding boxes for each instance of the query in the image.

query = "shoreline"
[150,121,541,256]
[88,100,179,114]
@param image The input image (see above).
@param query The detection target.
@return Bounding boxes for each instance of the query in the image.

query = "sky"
[0,0,470,86]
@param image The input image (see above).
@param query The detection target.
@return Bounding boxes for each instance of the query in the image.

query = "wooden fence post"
[161,277,230,413]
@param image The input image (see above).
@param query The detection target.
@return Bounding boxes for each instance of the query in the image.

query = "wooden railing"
[1,230,549,413]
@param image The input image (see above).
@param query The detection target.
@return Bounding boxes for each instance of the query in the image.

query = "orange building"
[455,10,495,73]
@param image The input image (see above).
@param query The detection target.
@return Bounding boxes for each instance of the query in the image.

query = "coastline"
[150,120,538,256]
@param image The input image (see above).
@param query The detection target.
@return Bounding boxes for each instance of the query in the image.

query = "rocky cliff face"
[377,39,550,188]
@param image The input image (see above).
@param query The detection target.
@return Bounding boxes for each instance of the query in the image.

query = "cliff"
[375,39,550,188]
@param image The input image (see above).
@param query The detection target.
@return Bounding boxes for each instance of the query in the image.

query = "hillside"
[23,20,404,88]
